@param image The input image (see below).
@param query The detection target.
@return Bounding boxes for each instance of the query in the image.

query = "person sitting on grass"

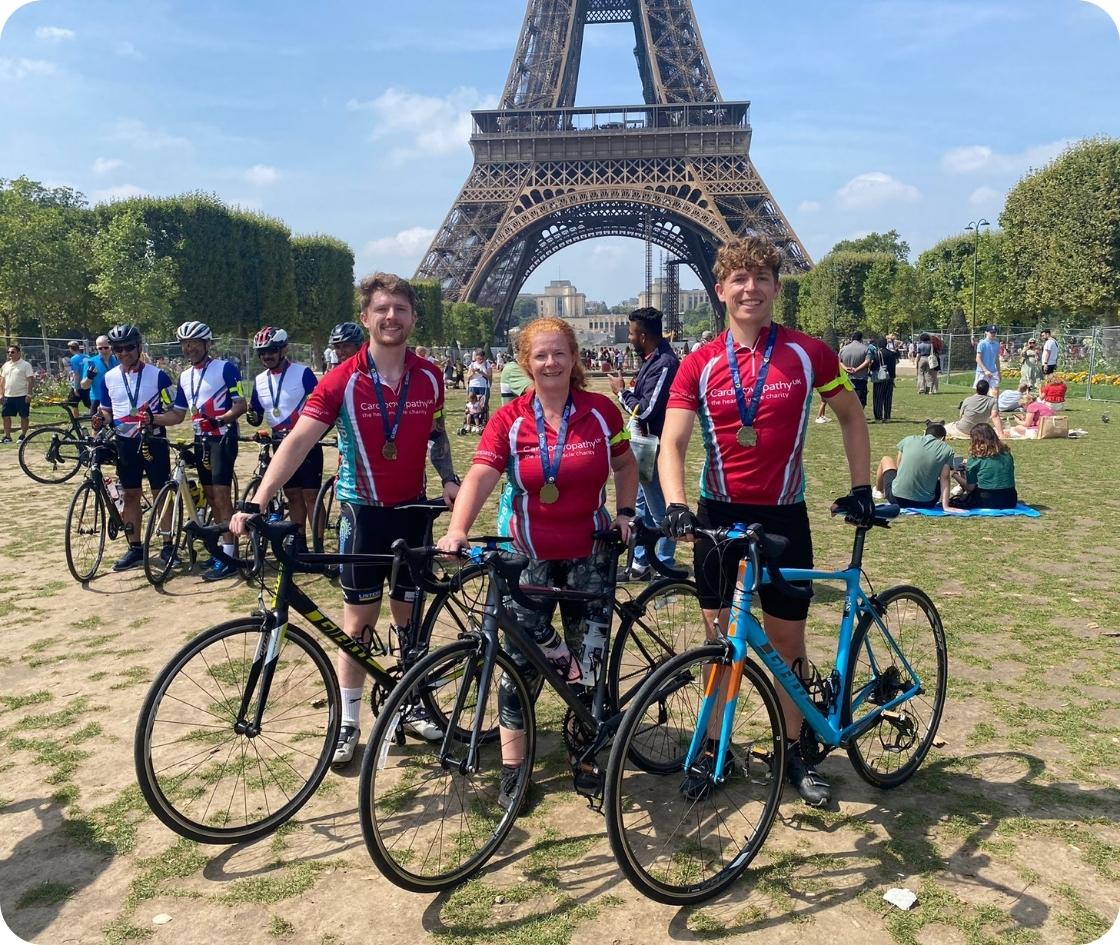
[997,383,1029,413]
[945,379,1003,440]
[1040,376,1067,408]
[874,422,958,513]
[1006,391,1054,439]
[949,423,1018,510]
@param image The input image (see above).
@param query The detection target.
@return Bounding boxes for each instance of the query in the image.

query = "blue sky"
[1,0,1118,303]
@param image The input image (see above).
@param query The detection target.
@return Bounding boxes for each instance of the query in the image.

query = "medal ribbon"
[266,362,289,416]
[724,322,779,432]
[121,363,145,416]
[368,351,410,451]
[188,358,212,412]
[533,393,573,487]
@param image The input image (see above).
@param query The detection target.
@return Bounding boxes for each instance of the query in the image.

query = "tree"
[444,301,494,349]
[291,235,355,343]
[797,251,881,344]
[0,177,91,342]
[915,237,973,331]
[1001,137,1120,323]
[889,263,925,341]
[776,274,803,330]
[89,208,178,332]
[859,256,898,338]
[512,294,538,325]
[828,229,911,262]
[410,280,444,346]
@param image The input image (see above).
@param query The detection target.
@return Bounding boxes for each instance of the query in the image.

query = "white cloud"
[969,185,1002,207]
[835,172,921,210]
[244,164,281,186]
[109,118,191,151]
[114,41,144,60]
[355,86,499,162]
[798,200,822,213]
[35,26,74,41]
[0,57,55,80]
[91,157,124,175]
[941,140,1072,175]
[92,184,145,203]
[365,226,437,258]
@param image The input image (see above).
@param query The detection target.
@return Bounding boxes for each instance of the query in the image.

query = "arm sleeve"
[155,371,173,409]
[224,362,244,400]
[249,382,263,414]
[606,400,631,458]
[93,374,108,404]
[666,352,702,411]
[809,338,851,398]
[302,367,318,396]
[473,409,510,472]
[172,377,188,410]
[300,368,345,426]
[965,459,979,485]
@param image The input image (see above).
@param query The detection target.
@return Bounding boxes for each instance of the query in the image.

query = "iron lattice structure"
[415,0,811,335]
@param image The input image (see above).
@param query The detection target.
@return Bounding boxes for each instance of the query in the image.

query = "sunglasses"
[97,346,111,350]
[7,349,18,354]
[112,344,138,353]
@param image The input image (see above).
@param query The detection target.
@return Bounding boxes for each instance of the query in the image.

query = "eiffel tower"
[415,0,811,334]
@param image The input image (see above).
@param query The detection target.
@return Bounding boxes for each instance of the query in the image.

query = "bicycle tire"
[844,585,947,789]
[143,480,187,587]
[359,638,535,892]
[608,578,704,772]
[310,475,340,579]
[604,645,786,905]
[238,476,268,581]
[19,426,84,484]
[134,619,340,844]
[65,481,107,582]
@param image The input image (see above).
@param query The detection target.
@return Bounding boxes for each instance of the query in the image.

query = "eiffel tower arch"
[415,0,811,336]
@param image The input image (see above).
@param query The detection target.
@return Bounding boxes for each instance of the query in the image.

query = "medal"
[266,362,289,423]
[187,359,211,419]
[271,407,281,418]
[368,352,410,467]
[725,323,778,451]
[533,394,573,508]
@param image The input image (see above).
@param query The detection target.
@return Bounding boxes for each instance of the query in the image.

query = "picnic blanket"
[898,503,1041,518]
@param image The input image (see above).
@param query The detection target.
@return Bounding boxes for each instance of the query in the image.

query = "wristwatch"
[442,475,461,487]
[617,507,636,518]
[237,501,262,515]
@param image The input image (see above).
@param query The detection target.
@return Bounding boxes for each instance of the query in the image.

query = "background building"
[638,278,709,312]
[535,280,586,319]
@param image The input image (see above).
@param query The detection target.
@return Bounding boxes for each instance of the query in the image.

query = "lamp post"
[965,219,990,334]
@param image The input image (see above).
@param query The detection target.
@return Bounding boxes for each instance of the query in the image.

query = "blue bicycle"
[603,505,947,904]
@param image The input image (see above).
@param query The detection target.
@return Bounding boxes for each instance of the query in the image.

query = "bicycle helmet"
[329,322,364,346]
[176,320,213,341]
[107,323,142,347]
[253,326,289,351]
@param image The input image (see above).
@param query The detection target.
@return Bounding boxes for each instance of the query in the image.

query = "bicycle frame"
[686,530,927,777]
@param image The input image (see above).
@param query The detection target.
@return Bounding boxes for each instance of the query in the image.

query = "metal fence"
[912,326,1120,401]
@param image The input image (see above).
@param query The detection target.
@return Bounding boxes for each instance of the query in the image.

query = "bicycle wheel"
[65,481,107,582]
[416,562,491,657]
[144,481,187,587]
[134,619,340,844]
[19,426,84,484]
[604,646,786,905]
[844,585,947,789]
[359,639,535,892]
[609,579,704,771]
[237,476,268,581]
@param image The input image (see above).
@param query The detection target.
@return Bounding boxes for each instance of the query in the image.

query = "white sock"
[341,687,364,726]
[221,542,236,558]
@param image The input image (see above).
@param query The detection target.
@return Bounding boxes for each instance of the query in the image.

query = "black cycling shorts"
[196,435,238,488]
[695,498,814,621]
[115,436,171,492]
[338,500,432,605]
[284,442,324,491]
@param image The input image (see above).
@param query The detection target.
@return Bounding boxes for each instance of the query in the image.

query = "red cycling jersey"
[667,326,851,505]
[301,345,443,506]
[474,388,630,560]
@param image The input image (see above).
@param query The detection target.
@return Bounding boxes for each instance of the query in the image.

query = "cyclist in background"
[245,326,320,550]
[91,325,174,571]
[229,273,461,764]
[149,321,246,581]
[659,235,873,809]
[66,340,90,409]
[328,322,363,368]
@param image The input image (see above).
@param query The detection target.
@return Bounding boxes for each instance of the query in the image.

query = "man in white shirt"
[1040,329,1059,375]
[1,343,35,442]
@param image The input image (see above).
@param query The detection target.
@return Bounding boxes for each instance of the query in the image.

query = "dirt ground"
[1,393,1118,945]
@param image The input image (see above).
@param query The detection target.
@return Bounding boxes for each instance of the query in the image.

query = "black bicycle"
[133,504,491,845]
[63,431,145,582]
[19,400,96,484]
[356,522,693,892]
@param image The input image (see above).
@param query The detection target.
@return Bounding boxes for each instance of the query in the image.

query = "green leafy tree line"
[0,178,355,347]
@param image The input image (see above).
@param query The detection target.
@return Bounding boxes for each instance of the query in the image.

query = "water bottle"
[105,477,125,513]
[578,618,609,686]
